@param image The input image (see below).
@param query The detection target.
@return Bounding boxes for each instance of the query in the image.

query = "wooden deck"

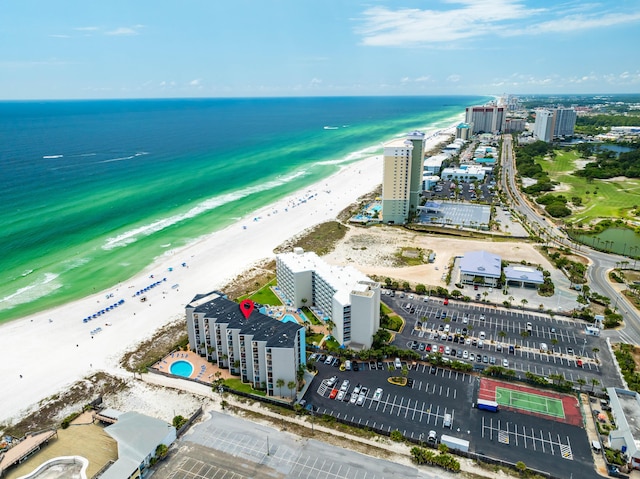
[0,430,57,476]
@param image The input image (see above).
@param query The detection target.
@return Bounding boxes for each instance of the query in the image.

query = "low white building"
[504,265,544,288]
[101,411,176,479]
[459,251,502,287]
[276,248,380,348]
[606,387,640,470]
[424,154,447,175]
[440,165,486,181]
[186,291,305,396]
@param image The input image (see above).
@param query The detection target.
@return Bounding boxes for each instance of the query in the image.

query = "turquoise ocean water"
[0,96,488,323]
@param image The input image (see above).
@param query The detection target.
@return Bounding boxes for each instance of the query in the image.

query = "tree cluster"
[575,143,640,180]
[410,445,461,472]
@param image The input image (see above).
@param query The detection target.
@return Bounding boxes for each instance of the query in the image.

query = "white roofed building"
[459,251,502,287]
[606,387,640,470]
[276,248,380,348]
[101,411,176,479]
[504,265,544,288]
[440,165,486,181]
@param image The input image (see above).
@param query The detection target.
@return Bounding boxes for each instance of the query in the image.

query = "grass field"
[495,387,565,418]
[535,149,640,223]
[238,279,282,305]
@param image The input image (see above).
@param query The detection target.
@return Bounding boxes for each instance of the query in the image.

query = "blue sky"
[1,0,639,99]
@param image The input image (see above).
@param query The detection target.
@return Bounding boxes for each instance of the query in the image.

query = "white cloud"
[525,11,640,34]
[447,74,461,83]
[356,1,541,46]
[50,34,70,39]
[75,26,99,32]
[106,27,141,36]
[355,1,640,46]
[309,78,323,86]
[189,79,202,86]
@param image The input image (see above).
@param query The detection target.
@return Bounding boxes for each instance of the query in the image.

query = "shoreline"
[0,124,457,427]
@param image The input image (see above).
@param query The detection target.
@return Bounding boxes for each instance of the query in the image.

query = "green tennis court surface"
[495,387,565,418]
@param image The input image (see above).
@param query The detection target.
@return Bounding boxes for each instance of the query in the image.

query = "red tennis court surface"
[478,377,583,427]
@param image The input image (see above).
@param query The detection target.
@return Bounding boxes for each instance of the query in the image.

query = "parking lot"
[303,357,596,479]
[299,293,625,478]
[303,359,475,442]
[153,411,445,479]
[384,294,623,388]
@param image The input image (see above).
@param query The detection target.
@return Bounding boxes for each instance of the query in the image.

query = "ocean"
[0,96,488,323]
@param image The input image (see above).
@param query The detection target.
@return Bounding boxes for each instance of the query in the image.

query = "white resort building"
[186,291,305,397]
[276,248,381,349]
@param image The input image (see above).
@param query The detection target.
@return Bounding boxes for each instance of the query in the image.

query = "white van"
[394,357,402,369]
[345,360,352,371]
[479,331,486,340]
[443,413,452,428]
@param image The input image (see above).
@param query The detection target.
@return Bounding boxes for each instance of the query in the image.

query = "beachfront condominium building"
[186,291,305,397]
[381,131,425,224]
[464,105,506,134]
[276,248,380,349]
[533,108,577,142]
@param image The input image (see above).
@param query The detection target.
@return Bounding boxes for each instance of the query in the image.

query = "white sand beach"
[0,126,457,426]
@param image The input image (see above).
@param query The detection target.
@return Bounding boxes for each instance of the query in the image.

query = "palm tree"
[498,331,507,340]
[590,378,600,392]
[508,296,514,307]
[276,378,285,397]
[287,380,296,399]
[520,298,528,309]
[520,331,530,339]
[576,378,586,392]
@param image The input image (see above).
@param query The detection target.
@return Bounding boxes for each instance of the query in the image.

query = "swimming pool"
[170,360,193,377]
[282,314,298,324]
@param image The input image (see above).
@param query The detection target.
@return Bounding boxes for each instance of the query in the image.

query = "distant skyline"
[1,0,639,100]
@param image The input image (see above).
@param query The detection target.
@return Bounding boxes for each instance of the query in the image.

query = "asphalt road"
[500,135,640,344]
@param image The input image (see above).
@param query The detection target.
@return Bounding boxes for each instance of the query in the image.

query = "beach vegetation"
[274,221,348,256]
[120,318,188,373]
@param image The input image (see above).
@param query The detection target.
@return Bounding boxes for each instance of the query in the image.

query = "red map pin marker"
[239,299,254,320]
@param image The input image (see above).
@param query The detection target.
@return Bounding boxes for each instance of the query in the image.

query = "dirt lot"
[323,225,555,287]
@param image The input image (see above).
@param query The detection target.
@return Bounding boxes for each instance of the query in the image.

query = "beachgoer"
[19,374,22,379]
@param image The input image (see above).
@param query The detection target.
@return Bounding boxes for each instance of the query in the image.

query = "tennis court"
[495,387,565,418]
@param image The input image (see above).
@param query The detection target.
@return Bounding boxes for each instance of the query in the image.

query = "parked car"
[373,387,383,401]
[329,388,338,399]
[502,358,509,367]
[352,361,359,371]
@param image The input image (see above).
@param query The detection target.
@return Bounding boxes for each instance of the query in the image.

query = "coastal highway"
[500,135,640,345]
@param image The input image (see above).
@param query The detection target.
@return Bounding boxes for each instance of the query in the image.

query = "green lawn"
[306,332,325,346]
[223,378,267,396]
[238,279,282,305]
[536,149,640,223]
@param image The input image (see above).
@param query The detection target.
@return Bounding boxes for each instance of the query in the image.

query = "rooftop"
[459,251,502,278]
[504,265,544,284]
[189,292,302,348]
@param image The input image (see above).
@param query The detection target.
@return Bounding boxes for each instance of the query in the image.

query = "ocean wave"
[43,155,63,159]
[315,144,381,166]
[102,169,307,250]
[0,273,61,310]
[99,151,149,164]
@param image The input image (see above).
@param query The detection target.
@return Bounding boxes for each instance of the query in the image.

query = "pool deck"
[152,350,231,383]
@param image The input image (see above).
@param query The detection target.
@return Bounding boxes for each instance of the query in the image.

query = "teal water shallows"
[0,96,489,323]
